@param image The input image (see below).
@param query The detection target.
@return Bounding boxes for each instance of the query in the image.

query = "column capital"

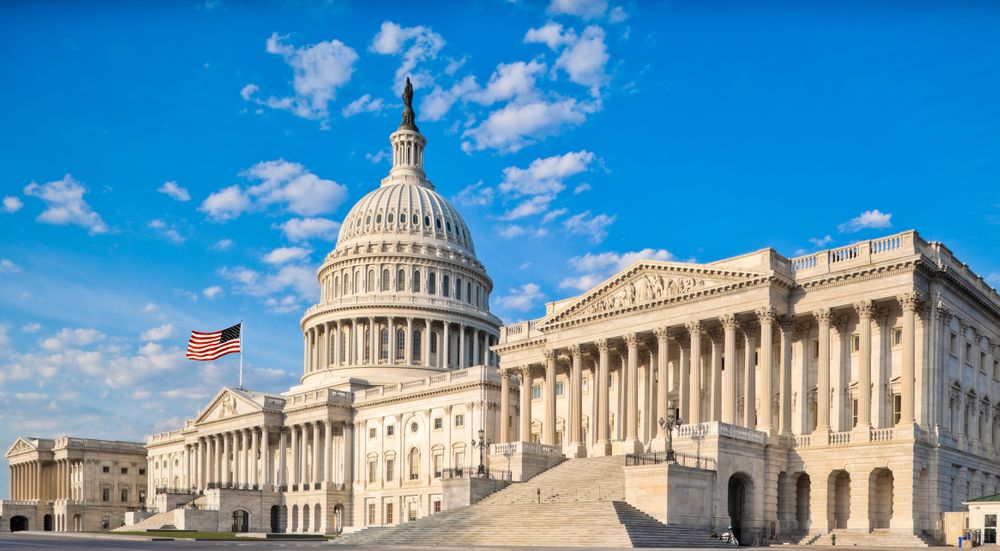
[654,326,670,341]
[897,291,923,312]
[708,327,724,343]
[543,349,557,362]
[624,332,639,347]
[813,307,832,325]
[777,315,795,331]
[569,343,582,356]
[684,320,702,334]
[719,313,739,330]
[832,314,850,334]
[742,319,760,337]
[596,338,609,352]
[674,331,690,348]
[754,306,776,324]
[854,299,875,320]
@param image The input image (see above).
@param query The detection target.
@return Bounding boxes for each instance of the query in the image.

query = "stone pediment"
[195,388,264,424]
[5,437,37,458]
[540,261,768,328]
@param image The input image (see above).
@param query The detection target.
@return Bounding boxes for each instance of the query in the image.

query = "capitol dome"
[298,80,501,388]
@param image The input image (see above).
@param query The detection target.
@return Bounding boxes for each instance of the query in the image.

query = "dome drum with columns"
[299,79,501,388]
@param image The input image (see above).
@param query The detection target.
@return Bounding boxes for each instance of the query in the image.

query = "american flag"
[186,323,242,361]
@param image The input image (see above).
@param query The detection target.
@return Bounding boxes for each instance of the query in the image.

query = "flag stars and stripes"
[186,322,242,361]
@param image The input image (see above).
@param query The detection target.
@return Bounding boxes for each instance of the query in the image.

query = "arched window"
[367,270,375,292]
[334,276,339,298]
[413,329,422,361]
[428,273,436,294]
[397,329,405,359]
[345,273,351,295]
[381,269,390,291]
[354,271,361,293]
[424,215,430,227]
[413,270,421,292]
[455,278,462,300]
[409,448,420,480]
[442,275,450,297]
[397,269,405,291]
[387,213,394,224]
[380,329,388,361]
[467,282,472,303]
[412,214,418,225]
[430,332,438,354]
[435,217,442,230]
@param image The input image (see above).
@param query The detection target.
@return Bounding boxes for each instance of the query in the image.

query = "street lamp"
[472,428,491,476]
[657,407,682,462]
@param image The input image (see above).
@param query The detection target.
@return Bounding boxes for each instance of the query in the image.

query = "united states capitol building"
[5,90,1000,547]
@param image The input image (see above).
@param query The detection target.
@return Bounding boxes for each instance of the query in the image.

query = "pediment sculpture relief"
[583,273,713,315]
[10,439,32,454]
[218,395,238,419]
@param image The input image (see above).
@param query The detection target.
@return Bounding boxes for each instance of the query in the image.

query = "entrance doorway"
[795,473,812,531]
[270,505,282,533]
[728,473,753,543]
[43,514,53,531]
[829,470,851,529]
[73,514,82,532]
[869,468,894,529]
[10,516,29,532]
[231,509,250,533]
[333,504,344,533]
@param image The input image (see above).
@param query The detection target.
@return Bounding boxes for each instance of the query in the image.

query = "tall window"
[467,282,472,303]
[409,448,420,480]
[413,330,422,360]
[368,460,376,483]
[430,332,438,354]
[367,503,376,525]
[380,329,389,361]
[382,269,390,291]
[385,458,395,482]
[386,503,394,525]
[367,270,375,292]
[455,278,462,300]
[397,329,405,359]
[334,275,339,298]
[454,451,465,474]
[397,269,405,291]
[413,270,421,292]
[433,453,443,478]
[893,394,902,425]
[443,275,450,297]
[428,273,436,294]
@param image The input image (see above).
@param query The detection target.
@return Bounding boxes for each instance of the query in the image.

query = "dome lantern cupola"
[387,77,430,187]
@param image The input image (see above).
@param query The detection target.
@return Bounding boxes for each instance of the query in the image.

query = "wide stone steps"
[114,510,178,532]
[807,529,935,547]
[335,456,719,548]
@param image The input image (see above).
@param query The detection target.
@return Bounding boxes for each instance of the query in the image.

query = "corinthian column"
[898,293,921,426]
[624,333,641,453]
[569,345,585,457]
[756,307,775,433]
[686,322,702,424]
[593,339,612,456]
[499,368,511,443]
[676,331,690,424]
[814,308,832,434]
[720,314,739,425]
[543,350,557,445]
[778,317,794,436]
[709,328,723,422]
[654,328,670,441]
[855,300,874,429]
[519,366,533,442]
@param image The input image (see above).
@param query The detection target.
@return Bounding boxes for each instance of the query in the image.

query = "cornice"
[301,301,503,330]
[353,379,500,410]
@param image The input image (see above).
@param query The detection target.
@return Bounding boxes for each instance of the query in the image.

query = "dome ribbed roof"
[335,182,476,255]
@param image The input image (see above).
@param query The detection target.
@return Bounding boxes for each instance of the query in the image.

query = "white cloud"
[462,98,593,153]
[547,0,608,19]
[41,328,106,351]
[370,21,445,91]
[502,195,555,220]
[243,159,348,216]
[809,235,833,247]
[608,6,628,23]
[342,94,386,117]
[220,264,315,304]
[214,239,233,250]
[142,302,158,313]
[23,174,108,234]
[265,295,300,314]
[559,248,675,291]
[0,259,20,272]
[542,208,568,223]
[574,183,591,194]
[838,209,893,233]
[157,181,190,202]
[278,217,341,242]
[365,149,390,164]
[202,286,224,300]
[21,322,41,333]
[555,25,609,95]
[455,181,494,207]
[470,60,546,106]
[245,33,359,125]
[140,323,174,342]
[420,76,478,122]
[263,246,312,265]
[148,219,184,244]
[563,210,616,243]
[497,224,526,239]
[500,150,596,196]
[2,196,23,213]
[524,22,577,50]
[495,283,546,312]
[200,185,250,221]
[986,273,1000,287]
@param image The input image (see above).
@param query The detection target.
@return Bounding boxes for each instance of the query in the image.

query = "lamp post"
[472,428,490,476]
[658,407,682,462]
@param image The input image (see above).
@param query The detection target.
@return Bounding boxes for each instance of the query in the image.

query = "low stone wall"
[624,462,716,529]
[489,442,564,482]
[441,477,510,510]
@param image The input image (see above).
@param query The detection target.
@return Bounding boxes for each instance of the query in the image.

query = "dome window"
[455,277,462,300]
[428,273,436,294]
[387,213,394,224]
[446,221,452,233]
[424,215,431,227]
[442,275,450,298]
[366,215,371,225]
[435,218,442,230]
[413,270,421,292]
[376,213,382,224]
[412,214,418,225]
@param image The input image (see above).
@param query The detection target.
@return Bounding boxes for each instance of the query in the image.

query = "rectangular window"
[994,360,1000,380]
[121,467,128,475]
[454,451,465,472]
[430,332,438,353]
[893,328,903,347]
[102,488,111,502]
[138,489,146,503]
[434,417,443,430]
[434,500,442,513]
[852,334,860,352]
[985,514,997,544]
[102,466,110,474]
[455,414,464,427]
[139,468,146,475]
[386,459,395,482]
[852,399,859,428]
[893,395,902,425]
[966,343,973,364]
[369,427,377,439]
[386,503,394,525]
[532,385,541,400]
[408,504,417,521]
[949,332,958,354]
[555,381,565,397]
[368,503,376,526]
[386,425,395,437]
[982,352,988,372]
[368,461,376,483]
[433,453,443,478]
[121,488,128,502]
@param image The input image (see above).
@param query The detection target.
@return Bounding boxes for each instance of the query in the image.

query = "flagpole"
[239,320,245,390]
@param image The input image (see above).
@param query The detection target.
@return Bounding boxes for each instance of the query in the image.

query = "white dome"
[335,181,476,256]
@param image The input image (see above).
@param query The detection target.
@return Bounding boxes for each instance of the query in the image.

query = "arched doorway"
[795,473,812,531]
[231,509,250,533]
[869,468,894,529]
[73,514,82,532]
[302,504,310,533]
[10,516,29,532]
[314,504,322,534]
[728,472,753,543]
[333,504,344,533]
[829,470,851,529]
[43,514,54,531]
[270,505,282,533]
[291,505,298,533]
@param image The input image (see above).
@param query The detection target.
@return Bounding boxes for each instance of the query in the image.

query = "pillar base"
[650,436,670,453]
[618,439,643,455]
[590,440,612,457]
[565,442,587,458]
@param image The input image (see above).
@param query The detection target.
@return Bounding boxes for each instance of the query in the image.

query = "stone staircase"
[334,456,720,548]
[807,528,935,547]
[115,509,180,532]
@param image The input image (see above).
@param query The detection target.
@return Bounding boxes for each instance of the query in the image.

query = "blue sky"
[1,0,999,497]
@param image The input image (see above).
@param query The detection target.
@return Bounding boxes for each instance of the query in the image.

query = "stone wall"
[441,477,510,510]
[624,463,716,528]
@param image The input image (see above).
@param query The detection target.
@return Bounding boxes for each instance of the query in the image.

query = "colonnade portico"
[496,294,922,456]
